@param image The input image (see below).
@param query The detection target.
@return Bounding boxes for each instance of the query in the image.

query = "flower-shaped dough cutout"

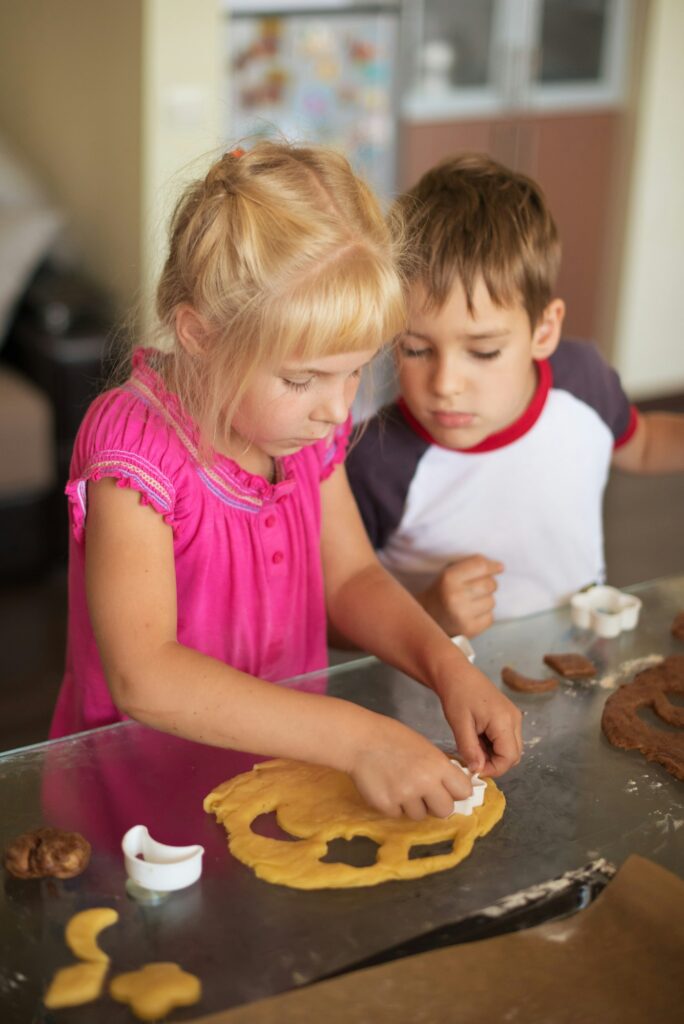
[110,962,201,1021]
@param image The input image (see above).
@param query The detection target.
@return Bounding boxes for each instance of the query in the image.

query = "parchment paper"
[187,855,684,1024]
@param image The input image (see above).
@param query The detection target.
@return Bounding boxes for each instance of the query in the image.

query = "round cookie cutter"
[570,585,642,639]
[122,825,204,903]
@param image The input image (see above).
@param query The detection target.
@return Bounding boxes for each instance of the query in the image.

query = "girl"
[50,141,522,820]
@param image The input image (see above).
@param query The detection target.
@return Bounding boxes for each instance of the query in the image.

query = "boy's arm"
[321,463,522,777]
[611,412,684,474]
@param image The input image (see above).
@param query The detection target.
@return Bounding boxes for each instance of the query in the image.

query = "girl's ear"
[531,298,565,359]
[175,304,210,356]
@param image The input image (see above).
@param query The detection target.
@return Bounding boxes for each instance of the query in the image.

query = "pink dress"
[49,348,350,738]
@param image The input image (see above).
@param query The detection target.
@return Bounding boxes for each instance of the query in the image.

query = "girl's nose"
[312,385,351,426]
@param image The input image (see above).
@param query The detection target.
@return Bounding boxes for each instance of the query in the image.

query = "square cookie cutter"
[570,585,642,639]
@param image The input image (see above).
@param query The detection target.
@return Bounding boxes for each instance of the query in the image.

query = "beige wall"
[0,0,142,314]
[612,0,684,397]
[0,0,222,323]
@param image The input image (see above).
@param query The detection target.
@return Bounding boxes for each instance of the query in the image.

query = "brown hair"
[153,140,406,450]
[393,153,561,326]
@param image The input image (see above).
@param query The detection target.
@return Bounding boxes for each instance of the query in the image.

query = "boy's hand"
[418,555,503,638]
[349,716,474,820]
[435,662,523,778]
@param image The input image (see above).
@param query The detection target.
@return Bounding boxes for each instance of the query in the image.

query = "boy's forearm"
[615,413,684,473]
[107,640,374,771]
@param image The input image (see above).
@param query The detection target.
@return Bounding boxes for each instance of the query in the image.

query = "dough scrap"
[110,962,201,1021]
[543,653,597,678]
[44,961,108,1009]
[501,666,558,693]
[601,654,684,781]
[204,758,505,890]
[65,907,119,963]
[3,826,90,880]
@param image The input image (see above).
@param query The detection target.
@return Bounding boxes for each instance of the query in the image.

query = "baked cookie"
[543,653,597,678]
[501,667,558,693]
[3,827,90,880]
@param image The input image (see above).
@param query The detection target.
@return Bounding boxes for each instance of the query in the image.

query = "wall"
[140,0,223,331]
[0,0,142,313]
[0,0,222,324]
[612,0,684,397]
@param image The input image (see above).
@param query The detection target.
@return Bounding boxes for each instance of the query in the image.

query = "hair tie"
[228,147,245,159]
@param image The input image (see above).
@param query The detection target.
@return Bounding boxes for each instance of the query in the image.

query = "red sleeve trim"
[614,406,640,449]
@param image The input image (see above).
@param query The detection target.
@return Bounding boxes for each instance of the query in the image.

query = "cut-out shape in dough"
[501,666,558,693]
[601,654,684,781]
[204,758,505,889]
[65,907,119,963]
[109,962,201,1021]
[44,961,108,1009]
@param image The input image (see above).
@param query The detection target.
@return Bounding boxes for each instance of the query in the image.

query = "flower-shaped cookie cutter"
[570,585,642,639]
[122,825,204,896]
[449,762,487,816]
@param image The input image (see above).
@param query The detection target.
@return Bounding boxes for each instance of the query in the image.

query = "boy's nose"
[432,361,466,397]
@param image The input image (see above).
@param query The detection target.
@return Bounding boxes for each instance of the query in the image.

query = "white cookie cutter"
[451,635,476,662]
[122,825,204,893]
[570,585,642,639]
[449,761,486,816]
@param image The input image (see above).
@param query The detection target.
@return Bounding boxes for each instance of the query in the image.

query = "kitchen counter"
[1,575,683,1022]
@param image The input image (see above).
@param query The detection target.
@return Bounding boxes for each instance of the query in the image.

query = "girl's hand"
[417,555,503,638]
[435,663,523,778]
[349,716,473,820]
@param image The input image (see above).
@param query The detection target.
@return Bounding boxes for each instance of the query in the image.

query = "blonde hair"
[153,140,406,448]
[394,153,561,327]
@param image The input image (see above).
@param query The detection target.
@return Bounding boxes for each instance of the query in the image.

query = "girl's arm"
[320,464,523,778]
[612,413,684,473]
[85,478,473,819]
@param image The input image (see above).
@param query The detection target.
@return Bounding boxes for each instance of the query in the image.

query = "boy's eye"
[282,377,314,392]
[470,350,501,361]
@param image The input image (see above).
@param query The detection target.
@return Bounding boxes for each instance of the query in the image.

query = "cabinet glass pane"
[538,0,609,83]
[421,0,495,88]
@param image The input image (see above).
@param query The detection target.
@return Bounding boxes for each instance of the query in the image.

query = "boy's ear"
[531,299,565,359]
[175,304,210,356]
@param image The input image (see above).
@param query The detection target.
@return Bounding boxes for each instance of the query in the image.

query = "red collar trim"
[398,359,552,454]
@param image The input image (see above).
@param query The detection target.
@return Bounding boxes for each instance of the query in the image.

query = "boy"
[347,154,684,636]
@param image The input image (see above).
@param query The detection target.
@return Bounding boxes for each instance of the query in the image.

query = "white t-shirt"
[347,340,637,620]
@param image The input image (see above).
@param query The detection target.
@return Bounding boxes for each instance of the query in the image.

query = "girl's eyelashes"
[282,377,314,392]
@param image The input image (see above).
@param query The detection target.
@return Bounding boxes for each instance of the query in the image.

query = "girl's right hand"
[348,715,472,820]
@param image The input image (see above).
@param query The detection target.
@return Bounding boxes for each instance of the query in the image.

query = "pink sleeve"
[314,415,353,482]
[66,388,181,543]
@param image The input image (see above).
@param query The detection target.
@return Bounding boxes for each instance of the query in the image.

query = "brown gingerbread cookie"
[501,667,558,693]
[601,654,684,781]
[671,612,684,643]
[3,827,91,880]
[543,653,597,678]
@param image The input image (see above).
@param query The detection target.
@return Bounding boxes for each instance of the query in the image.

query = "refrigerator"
[223,1,401,201]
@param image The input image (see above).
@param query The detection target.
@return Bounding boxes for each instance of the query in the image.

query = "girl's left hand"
[436,663,523,777]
